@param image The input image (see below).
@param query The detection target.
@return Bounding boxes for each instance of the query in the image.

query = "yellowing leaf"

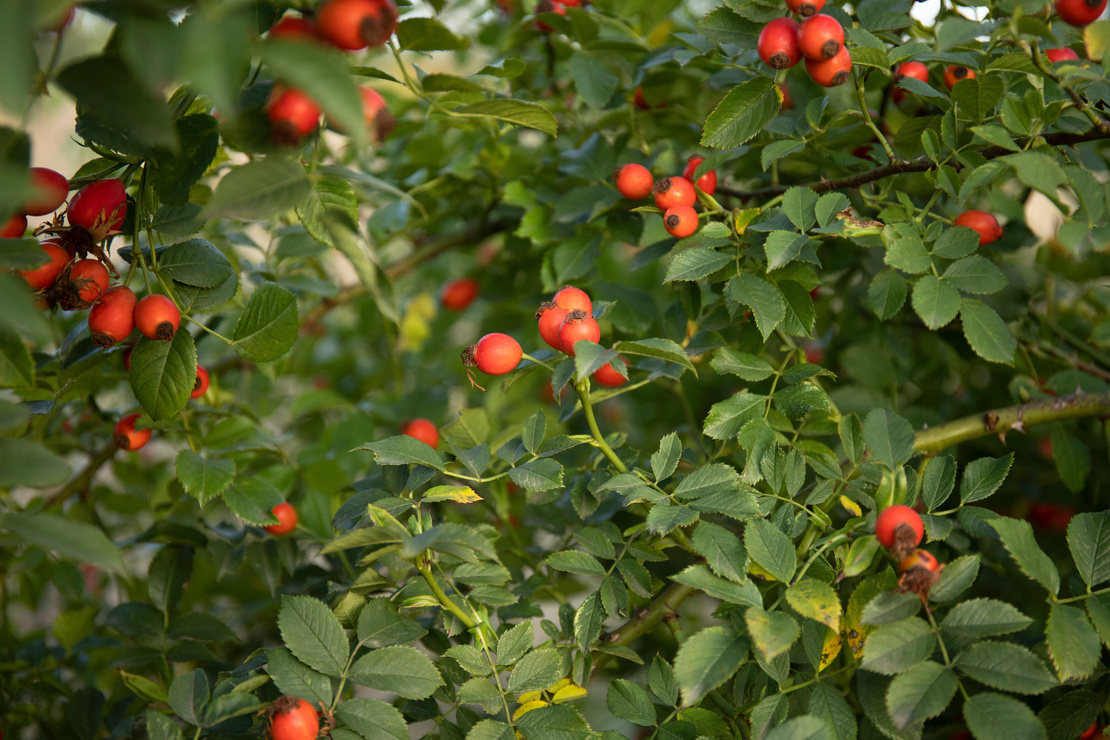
[748,560,778,582]
[517,691,543,704]
[512,700,548,720]
[819,626,843,671]
[838,495,862,517]
[786,578,842,633]
[399,293,436,352]
[422,485,481,504]
[551,685,588,703]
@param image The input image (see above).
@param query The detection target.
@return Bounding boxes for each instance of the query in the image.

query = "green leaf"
[955,642,1056,694]
[959,298,1015,364]
[964,693,1047,740]
[957,454,1012,504]
[231,281,298,362]
[940,598,1032,638]
[496,620,533,667]
[807,681,856,740]
[671,564,762,607]
[0,512,124,573]
[931,554,980,602]
[786,579,841,632]
[1052,425,1091,492]
[704,393,765,440]
[168,669,208,727]
[543,550,605,577]
[157,239,234,289]
[691,521,748,583]
[911,275,961,329]
[745,606,799,661]
[649,655,679,706]
[921,456,956,511]
[673,626,747,706]
[349,646,444,699]
[57,56,176,149]
[507,647,564,693]
[1045,603,1100,682]
[664,247,732,282]
[397,17,469,51]
[645,503,699,535]
[943,256,1007,295]
[651,432,682,482]
[783,187,819,232]
[335,698,408,740]
[764,231,809,271]
[130,331,197,422]
[265,647,333,707]
[745,518,797,583]
[761,139,806,170]
[728,274,786,340]
[0,4,35,116]
[1068,512,1110,587]
[612,338,696,374]
[884,226,931,274]
[515,705,592,740]
[0,438,69,488]
[971,124,1020,152]
[860,617,935,675]
[508,458,564,491]
[356,434,446,471]
[886,661,957,731]
[868,270,907,320]
[932,227,980,259]
[356,598,427,648]
[863,408,916,468]
[454,99,557,137]
[567,53,619,109]
[766,716,831,740]
[815,193,850,228]
[574,592,603,649]
[990,517,1060,595]
[297,175,360,251]
[711,349,774,381]
[149,115,220,204]
[202,158,311,220]
[950,76,1004,124]
[277,595,349,678]
[607,679,656,726]
[468,720,516,740]
[701,77,780,149]
[861,592,920,626]
[175,451,235,506]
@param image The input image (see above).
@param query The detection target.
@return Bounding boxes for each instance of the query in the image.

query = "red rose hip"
[682,156,717,195]
[663,205,698,238]
[558,310,601,356]
[402,418,440,448]
[652,177,697,210]
[758,17,802,70]
[943,65,975,90]
[954,210,1002,246]
[88,285,137,347]
[786,0,825,16]
[805,46,852,87]
[264,504,299,536]
[134,294,180,341]
[440,278,480,311]
[267,87,321,147]
[553,285,592,314]
[1045,47,1080,63]
[615,164,654,200]
[191,366,210,400]
[18,240,70,291]
[1056,0,1107,26]
[68,178,127,232]
[24,168,69,216]
[875,504,924,554]
[114,413,151,451]
[465,333,522,375]
[269,696,317,739]
[797,14,843,61]
[593,358,628,387]
[537,302,570,352]
[1,213,27,238]
[316,0,398,49]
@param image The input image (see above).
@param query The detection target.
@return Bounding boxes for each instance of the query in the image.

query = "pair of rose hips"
[112,366,210,451]
[876,504,943,601]
[89,287,181,348]
[615,158,717,239]
[264,0,397,146]
[0,167,70,238]
[758,12,851,88]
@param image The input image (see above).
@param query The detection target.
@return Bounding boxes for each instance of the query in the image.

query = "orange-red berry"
[593,358,628,387]
[19,240,70,291]
[466,333,522,375]
[537,302,570,352]
[898,548,941,574]
[553,285,592,314]
[943,65,975,90]
[89,285,137,348]
[663,205,698,238]
[1045,47,1080,63]
[558,310,601,357]
[267,87,321,147]
[134,294,180,342]
[268,13,320,41]
[653,177,697,210]
[797,14,843,61]
[191,366,210,400]
[265,503,299,536]
[786,0,825,16]
[24,168,69,216]
[682,157,717,195]
[316,0,398,49]
[758,17,802,69]
[954,210,1003,246]
[440,278,480,311]
[805,46,852,87]
[68,179,127,233]
[114,413,151,451]
[402,418,439,447]
[616,164,654,200]
[876,505,924,551]
[1056,0,1107,26]
[1,213,27,238]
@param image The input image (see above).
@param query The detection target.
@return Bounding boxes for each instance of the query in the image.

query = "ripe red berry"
[682,157,717,196]
[114,413,151,451]
[191,366,210,400]
[267,87,321,147]
[633,87,651,110]
[402,418,440,448]
[441,278,480,311]
[954,210,1003,246]
[898,548,941,574]
[134,294,181,342]
[24,168,69,216]
[265,503,299,536]
[68,178,127,233]
[593,358,628,388]
[269,696,318,740]
[316,0,398,50]
[892,61,928,104]
[1,213,27,238]
[268,13,320,41]
[653,177,697,210]
[758,17,803,69]
[1080,723,1099,740]
[88,285,137,348]
[1045,47,1080,63]
[797,14,843,61]
[558,310,601,356]
[553,285,592,314]
[875,505,924,551]
[663,205,699,238]
[1057,0,1107,26]
[943,65,976,90]
[60,258,110,309]
[359,86,395,141]
[805,46,852,87]
[465,333,523,375]
[536,302,570,352]
[19,240,70,291]
[615,164,654,200]
[786,0,825,16]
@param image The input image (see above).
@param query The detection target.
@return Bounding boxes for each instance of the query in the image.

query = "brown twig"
[717,127,1110,201]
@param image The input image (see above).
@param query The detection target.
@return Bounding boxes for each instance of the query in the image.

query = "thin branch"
[591,582,696,672]
[914,390,1110,455]
[717,127,1110,201]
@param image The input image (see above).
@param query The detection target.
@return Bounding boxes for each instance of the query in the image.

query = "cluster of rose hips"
[264,0,398,146]
[535,286,627,387]
[614,157,717,239]
[875,504,944,605]
[757,0,851,87]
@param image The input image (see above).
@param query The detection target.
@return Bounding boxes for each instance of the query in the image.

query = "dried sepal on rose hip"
[558,309,601,357]
[268,695,319,740]
[114,413,151,451]
[53,258,109,310]
[896,548,944,607]
[875,504,924,560]
[462,333,523,388]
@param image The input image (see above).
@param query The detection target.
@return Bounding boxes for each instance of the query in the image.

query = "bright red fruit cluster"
[614,158,718,239]
[757,5,851,88]
[875,505,945,604]
[264,0,398,146]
